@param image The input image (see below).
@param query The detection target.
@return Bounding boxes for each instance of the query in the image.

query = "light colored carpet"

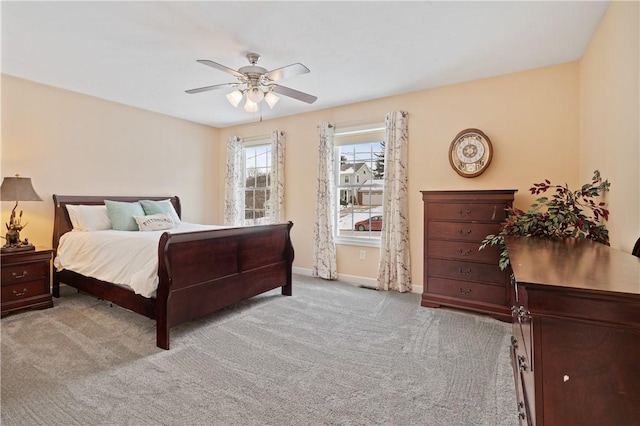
[1,275,517,425]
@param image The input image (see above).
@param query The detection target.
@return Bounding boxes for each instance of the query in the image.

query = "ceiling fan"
[185,53,317,112]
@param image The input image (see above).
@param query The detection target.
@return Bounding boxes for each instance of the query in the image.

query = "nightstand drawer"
[1,262,47,285]
[1,279,48,303]
[428,203,509,222]
[1,248,53,317]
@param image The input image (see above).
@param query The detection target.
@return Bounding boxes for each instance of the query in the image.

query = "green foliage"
[480,170,610,270]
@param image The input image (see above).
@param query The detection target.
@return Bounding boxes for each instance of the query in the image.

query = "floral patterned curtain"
[268,130,286,223]
[224,136,244,226]
[377,111,412,292]
[313,122,337,280]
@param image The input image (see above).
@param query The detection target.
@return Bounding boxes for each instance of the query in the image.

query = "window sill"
[335,237,381,248]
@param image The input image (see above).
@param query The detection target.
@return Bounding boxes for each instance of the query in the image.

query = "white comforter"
[54,223,225,298]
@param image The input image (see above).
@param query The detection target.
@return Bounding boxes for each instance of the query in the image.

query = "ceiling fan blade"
[264,63,310,82]
[271,84,317,104]
[196,59,244,79]
[185,83,235,94]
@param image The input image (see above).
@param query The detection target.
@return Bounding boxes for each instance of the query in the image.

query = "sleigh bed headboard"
[52,194,181,253]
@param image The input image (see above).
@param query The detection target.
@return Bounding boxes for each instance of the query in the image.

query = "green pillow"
[139,199,181,225]
[105,200,145,231]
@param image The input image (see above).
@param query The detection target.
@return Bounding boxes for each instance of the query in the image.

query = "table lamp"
[1,174,42,253]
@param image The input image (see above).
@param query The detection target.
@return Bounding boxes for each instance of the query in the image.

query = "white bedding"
[54,223,226,298]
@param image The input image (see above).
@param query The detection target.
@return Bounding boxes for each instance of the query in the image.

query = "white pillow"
[65,205,112,231]
[133,213,176,231]
[139,199,181,226]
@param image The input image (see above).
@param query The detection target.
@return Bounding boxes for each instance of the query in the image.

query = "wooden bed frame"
[52,195,294,350]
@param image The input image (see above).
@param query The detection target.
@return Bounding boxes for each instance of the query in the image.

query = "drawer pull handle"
[458,209,472,216]
[12,271,28,279]
[457,229,472,236]
[457,267,471,275]
[458,287,472,295]
[457,248,472,256]
[12,288,28,297]
[511,336,518,349]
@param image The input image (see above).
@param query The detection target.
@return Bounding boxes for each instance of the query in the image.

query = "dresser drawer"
[427,277,506,305]
[428,221,502,242]
[1,249,53,317]
[427,240,501,262]
[1,279,49,303]
[428,203,509,222]
[1,261,47,285]
[427,258,506,285]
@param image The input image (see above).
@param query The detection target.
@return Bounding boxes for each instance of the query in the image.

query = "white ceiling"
[1,1,609,128]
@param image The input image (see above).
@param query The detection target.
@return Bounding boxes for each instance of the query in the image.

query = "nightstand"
[1,248,53,317]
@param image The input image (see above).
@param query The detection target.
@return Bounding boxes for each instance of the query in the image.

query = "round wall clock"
[449,128,493,178]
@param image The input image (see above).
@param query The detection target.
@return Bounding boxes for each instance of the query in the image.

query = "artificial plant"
[480,170,610,270]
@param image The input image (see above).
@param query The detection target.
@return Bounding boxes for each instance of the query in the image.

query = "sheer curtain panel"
[268,131,286,223]
[313,123,337,280]
[377,111,412,292]
[224,136,244,226]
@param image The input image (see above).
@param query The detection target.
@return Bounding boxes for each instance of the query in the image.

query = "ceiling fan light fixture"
[244,98,259,113]
[247,86,265,104]
[226,90,244,108]
[265,92,280,109]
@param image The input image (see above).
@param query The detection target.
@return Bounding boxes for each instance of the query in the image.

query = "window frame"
[333,124,385,247]
[242,139,272,226]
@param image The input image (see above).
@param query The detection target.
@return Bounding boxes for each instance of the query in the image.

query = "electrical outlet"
[359,250,366,260]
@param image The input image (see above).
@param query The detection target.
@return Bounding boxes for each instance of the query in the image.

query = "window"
[243,143,271,225]
[334,125,385,245]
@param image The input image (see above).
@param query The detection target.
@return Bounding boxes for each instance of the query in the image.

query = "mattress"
[54,223,225,298]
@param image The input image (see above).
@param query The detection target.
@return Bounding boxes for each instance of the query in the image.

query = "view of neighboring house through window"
[244,142,271,225]
[334,125,385,244]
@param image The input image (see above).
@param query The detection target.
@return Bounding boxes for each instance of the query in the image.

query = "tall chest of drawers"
[421,190,516,321]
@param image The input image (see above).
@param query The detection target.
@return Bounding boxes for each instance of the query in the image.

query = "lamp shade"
[226,90,244,108]
[0,175,42,201]
[265,92,280,109]
[247,87,265,104]
[244,99,259,113]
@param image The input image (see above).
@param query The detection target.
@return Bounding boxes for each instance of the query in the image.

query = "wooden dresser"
[505,236,640,426]
[1,248,53,317]
[421,190,516,321]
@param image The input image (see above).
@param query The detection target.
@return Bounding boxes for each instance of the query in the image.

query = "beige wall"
[580,0,640,252]
[219,63,581,287]
[1,74,219,248]
[2,1,636,288]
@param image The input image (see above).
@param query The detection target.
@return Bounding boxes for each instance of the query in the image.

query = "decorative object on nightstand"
[449,128,493,178]
[0,174,42,253]
[1,248,53,317]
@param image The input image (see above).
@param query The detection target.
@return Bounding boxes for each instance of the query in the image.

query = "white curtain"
[377,111,412,292]
[268,130,286,223]
[224,136,244,226]
[313,122,337,280]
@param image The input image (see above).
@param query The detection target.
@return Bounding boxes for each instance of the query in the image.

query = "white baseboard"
[292,266,423,294]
